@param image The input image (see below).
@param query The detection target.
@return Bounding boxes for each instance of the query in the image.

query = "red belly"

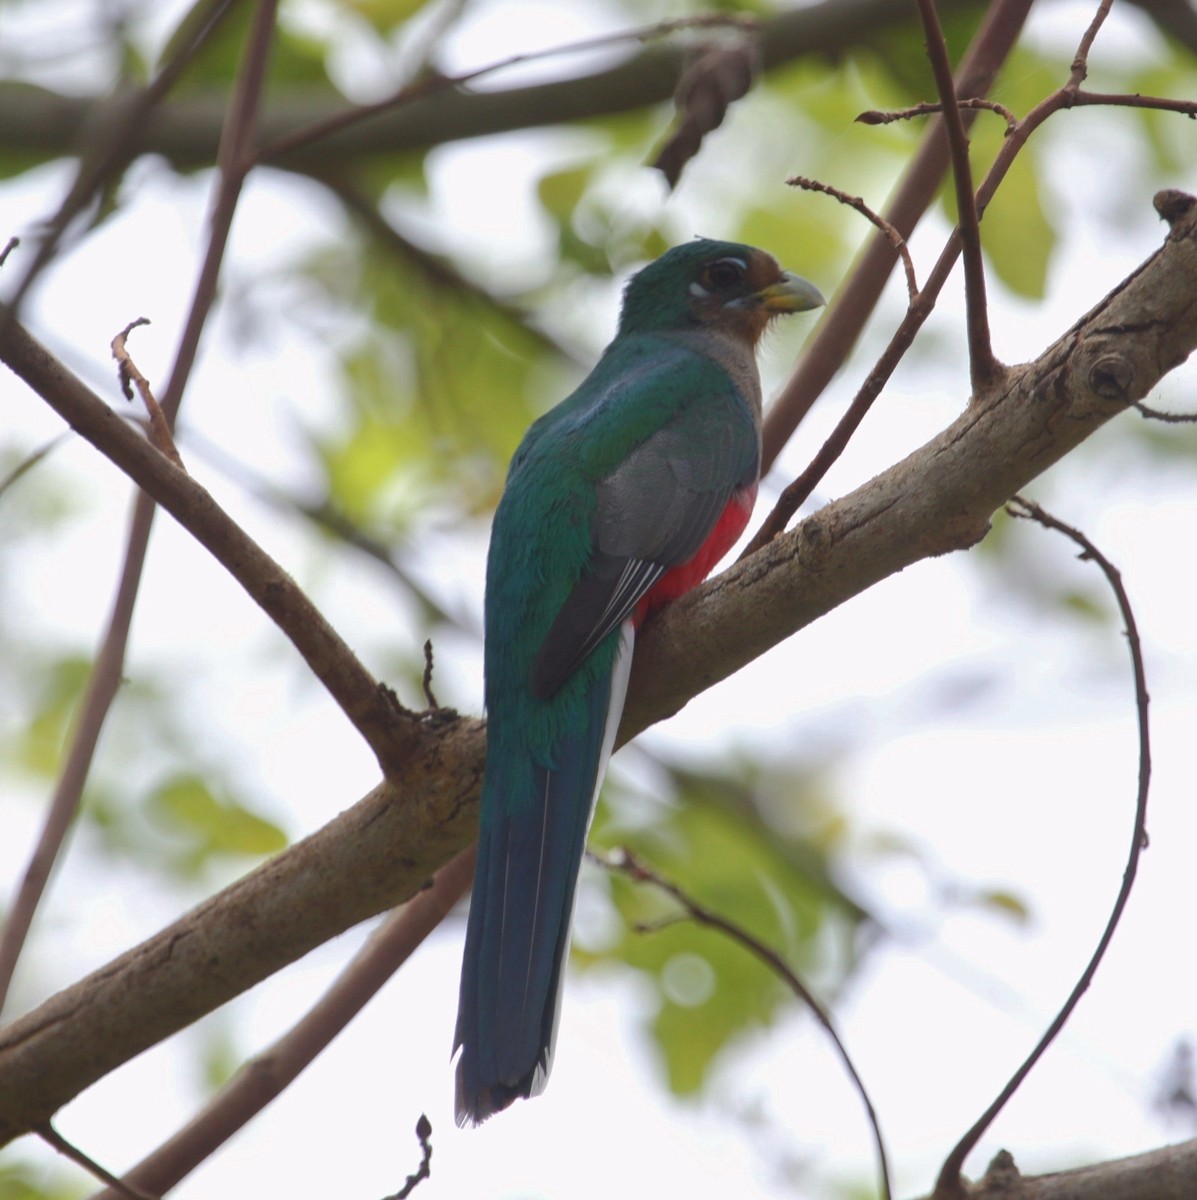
[635,483,758,623]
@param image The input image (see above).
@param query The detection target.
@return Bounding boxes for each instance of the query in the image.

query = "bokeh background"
[2,1,1196,1196]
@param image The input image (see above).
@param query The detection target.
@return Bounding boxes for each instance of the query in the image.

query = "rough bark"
[933,1141,1197,1200]
[2,192,1195,1148]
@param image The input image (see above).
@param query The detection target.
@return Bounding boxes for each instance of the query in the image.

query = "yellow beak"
[757,271,825,314]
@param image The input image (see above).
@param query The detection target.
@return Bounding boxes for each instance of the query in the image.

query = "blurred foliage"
[145,773,288,876]
[301,227,561,526]
[0,1161,78,1200]
[0,639,289,889]
[163,0,337,92]
[579,756,872,1097]
[3,0,1197,1137]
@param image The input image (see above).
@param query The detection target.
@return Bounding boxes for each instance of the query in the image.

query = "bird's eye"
[702,258,746,291]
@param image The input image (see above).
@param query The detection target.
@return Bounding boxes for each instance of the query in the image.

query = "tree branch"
[2,189,1195,1148]
[0,0,975,173]
[86,850,474,1200]
[0,310,416,777]
[759,0,1034,471]
[914,1139,1197,1200]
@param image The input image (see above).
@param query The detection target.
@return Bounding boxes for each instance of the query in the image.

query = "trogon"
[454,239,824,1124]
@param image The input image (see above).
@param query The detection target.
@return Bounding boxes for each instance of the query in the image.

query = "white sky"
[2,2,1196,1198]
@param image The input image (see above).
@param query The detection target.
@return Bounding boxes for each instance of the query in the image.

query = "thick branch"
[0,316,413,776]
[915,1140,1197,1200]
[624,193,1197,732]
[0,0,966,172]
[2,194,1196,1148]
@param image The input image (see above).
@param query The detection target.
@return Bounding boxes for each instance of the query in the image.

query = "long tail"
[454,625,633,1125]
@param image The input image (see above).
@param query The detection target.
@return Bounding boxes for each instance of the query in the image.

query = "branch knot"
[1086,353,1134,404]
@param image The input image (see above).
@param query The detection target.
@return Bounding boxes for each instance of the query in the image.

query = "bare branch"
[0,489,153,1016]
[0,0,241,324]
[916,0,997,389]
[4,190,1196,1150]
[912,1140,1197,1200]
[1136,401,1197,423]
[759,0,1034,472]
[857,97,1018,132]
[0,307,414,776]
[381,1114,434,1200]
[0,1,923,173]
[267,13,759,165]
[750,0,1185,549]
[934,496,1152,1196]
[597,847,892,1200]
[37,1124,155,1200]
[0,0,278,1018]
[787,175,918,300]
[158,0,277,423]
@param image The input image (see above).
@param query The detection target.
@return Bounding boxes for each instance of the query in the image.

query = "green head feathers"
[617,239,824,343]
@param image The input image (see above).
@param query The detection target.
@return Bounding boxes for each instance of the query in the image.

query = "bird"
[453,239,823,1125]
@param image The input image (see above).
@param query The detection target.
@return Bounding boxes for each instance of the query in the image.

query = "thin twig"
[747,0,1133,552]
[381,1115,434,1200]
[0,485,155,1015]
[421,640,440,710]
[858,97,1018,133]
[0,433,68,500]
[178,426,471,629]
[1067,90,1197,116]
[1071,0,1115,78]
[934,495,1152,1197]
[38,1123,157,1200]
[757,0,1034,472]
[111,319,184,469]
[788,176,919,300]
[595,847,892,1200]
[1135,401,1197,423]
[916,0,998,389]
[0,309,413,775]
[158,0,278,423]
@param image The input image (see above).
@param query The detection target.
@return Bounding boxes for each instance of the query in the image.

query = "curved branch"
[1,191,1196,1150]
[0,0,970,172]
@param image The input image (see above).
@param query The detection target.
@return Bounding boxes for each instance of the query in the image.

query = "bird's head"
[617,239,824,345]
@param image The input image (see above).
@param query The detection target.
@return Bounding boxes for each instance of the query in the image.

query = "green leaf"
[161,1,333,91]
[343,0,434,35]
[975,144,1054,299]
[16,654,91,777]
[147,773,287,873]
[302,230,565,527]
[0,1158,79,1200]
[537,164,594,225]
[581,757,870,1097]
[1129,57,1197,176]
[975,887,1031,926]
[1057,588,1109,624]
